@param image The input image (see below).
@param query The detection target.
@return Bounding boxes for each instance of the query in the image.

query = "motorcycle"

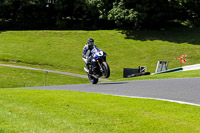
[84,47,110,84]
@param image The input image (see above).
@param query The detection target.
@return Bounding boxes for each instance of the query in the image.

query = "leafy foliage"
[108,0,139,28]
[0,0,200,29]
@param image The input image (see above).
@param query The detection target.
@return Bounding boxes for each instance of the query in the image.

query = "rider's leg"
[83,57,92,74]
[86,57,92,74]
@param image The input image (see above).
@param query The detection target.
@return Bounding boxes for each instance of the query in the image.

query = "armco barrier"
[182,64,200,71]
[153,67,183,74]
[152,63,200,75]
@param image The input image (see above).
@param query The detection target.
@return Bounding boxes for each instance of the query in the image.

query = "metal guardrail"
[153,67,183,75]
[182,64,200,71]
[153,63,200,75]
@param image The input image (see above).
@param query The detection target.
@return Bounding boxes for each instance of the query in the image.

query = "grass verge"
[0,66,89,88]
[0,89,200,133]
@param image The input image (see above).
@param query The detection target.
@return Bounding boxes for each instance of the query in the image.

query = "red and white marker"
[174,55,187,67]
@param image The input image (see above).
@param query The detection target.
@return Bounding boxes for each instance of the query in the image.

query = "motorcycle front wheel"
[102,62,110,78]
[88,75,98,84]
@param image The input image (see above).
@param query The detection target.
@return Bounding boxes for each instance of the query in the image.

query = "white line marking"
[104,94,200,107]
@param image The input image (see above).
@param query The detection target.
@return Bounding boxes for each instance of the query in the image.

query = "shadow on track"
[98,82,128,85]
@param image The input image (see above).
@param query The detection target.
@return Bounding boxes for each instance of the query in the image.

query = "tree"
[1,0,200,30]
[107,0,140,28]
[180,0,200,26]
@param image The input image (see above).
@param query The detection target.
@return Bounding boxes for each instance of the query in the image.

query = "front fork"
[97,60,103,72]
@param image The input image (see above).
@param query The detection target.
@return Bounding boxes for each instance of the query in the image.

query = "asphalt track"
[22,78,200,106]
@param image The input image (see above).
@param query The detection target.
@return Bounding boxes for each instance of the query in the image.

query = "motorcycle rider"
[82,38,98,74]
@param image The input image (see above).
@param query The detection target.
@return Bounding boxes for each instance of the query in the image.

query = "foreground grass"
[0,89,200,133]
[0,28,200,80]
[0,66,89,88]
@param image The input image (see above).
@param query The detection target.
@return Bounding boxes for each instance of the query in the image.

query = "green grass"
[0,66,89,88]
[0,28,200,81]
[1,29,200,133]
[0,89,200,133]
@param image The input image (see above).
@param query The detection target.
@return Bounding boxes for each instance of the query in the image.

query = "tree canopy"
[0,0,199,30]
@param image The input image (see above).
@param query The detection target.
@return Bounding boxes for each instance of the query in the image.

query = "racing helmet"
[87,38,94,49]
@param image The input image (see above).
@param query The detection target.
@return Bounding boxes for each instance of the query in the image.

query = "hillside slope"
[0,28,200,80]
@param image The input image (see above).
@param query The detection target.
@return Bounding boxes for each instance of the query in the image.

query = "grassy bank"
[0,66,89,88]
[0,28,200,81]
[0,89,200,133]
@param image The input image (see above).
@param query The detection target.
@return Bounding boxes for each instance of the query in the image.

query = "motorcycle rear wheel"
[88,75,98,84]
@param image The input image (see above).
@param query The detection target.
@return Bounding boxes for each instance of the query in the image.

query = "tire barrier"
[123,66,150,78]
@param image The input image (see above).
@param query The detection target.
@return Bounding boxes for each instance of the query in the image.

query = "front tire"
[88,75,98,84]
[102,62,110,78]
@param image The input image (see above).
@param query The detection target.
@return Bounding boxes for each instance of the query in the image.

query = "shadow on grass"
[120,27,200,45]
[0,30,7,35]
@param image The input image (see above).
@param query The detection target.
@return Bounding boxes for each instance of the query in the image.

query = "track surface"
[23,78,200,106]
